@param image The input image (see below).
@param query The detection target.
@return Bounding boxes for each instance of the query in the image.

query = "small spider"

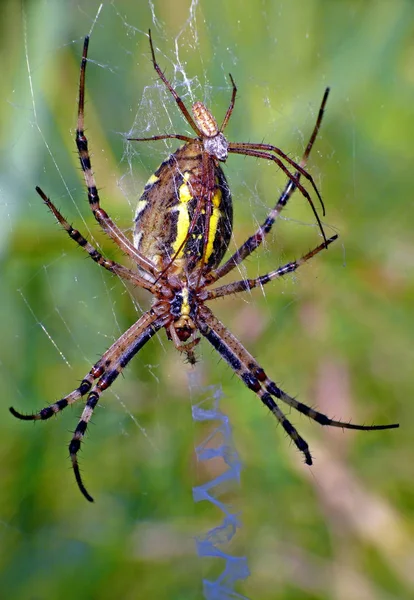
[10,32,398,502]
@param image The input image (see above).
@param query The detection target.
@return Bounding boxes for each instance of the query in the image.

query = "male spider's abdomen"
[134,141,233,276]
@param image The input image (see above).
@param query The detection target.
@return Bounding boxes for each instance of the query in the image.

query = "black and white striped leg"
[207,235,338,300]
[197,305,398,465]
[265,380,399,433]
[10,373,95,422]
[9,308,161,423]
[68,313,167,502]
[197,308,312,463]
[36,186,157,292]
[75,36,158,278]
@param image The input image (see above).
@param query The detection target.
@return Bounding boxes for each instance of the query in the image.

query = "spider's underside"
[10,32,398,502]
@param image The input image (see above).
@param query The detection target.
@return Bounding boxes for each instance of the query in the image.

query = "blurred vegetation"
[1,1,413,599]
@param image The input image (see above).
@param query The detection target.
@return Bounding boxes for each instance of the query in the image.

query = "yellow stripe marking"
[181,287,190,315]
[204,188,222,264]
[172,172,192,257]
[145,173,159,187]
[135,199,147,216]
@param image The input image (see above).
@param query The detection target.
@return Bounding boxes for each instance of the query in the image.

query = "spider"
[10,32,398,502]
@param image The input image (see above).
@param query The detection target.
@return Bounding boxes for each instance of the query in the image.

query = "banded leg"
[9,309,162,422]
[196,305,398,465]
[9,375,96,422]
[206,235,338,300]
[37,187,158,293]
[69,313,168,502]
[208,88,330,284]
[76,37,159,278]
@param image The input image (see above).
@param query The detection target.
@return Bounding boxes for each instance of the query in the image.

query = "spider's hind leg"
[266,380,399,433]
[196,305,399,465]
[9,374,94,421]
[69,388,101,503]
[68,311,167,502]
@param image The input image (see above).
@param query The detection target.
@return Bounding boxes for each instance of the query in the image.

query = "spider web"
[3,3,412,600]
[3,2,334,598]
[8,0,330,511]
[9,0,331,402]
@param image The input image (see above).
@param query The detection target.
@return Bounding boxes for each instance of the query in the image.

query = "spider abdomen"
[133,141,233,277]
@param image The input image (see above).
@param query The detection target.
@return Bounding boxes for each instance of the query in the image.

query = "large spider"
[10,32,398,502]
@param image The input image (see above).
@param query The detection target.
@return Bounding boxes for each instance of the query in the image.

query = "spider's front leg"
[75,36,158,278]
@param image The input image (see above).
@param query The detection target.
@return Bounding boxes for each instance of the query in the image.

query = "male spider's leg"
[266,380,399,432]
[208,89,331,284]
[219,74,237,133]
[229,147,327,245]
[36,187,157,292]
[69,312,167,502]
[229,143,326,216]
[128,134,193,143]
[207,235,338,300]
[196,306,312,463]
[75,37,158,278]
[147,30,201,136]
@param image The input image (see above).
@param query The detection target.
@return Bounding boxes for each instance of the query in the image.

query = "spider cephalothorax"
[10,32,398,502]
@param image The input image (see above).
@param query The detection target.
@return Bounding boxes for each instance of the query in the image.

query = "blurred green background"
[1,1,413,598]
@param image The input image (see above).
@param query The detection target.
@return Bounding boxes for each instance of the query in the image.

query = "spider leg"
[197,305,312,462]
[230,141,327,214]
[68,311,168,502]
[76,37,158,278]
[229,85,329,217]
[128,134,193,143]
[36,187,158,293]
[229,146,327,245]
[301,88,330,166]
[9,375,95,421]
[265,380,399,432]
[147,30,201,136]
[206,235,338,300]
[209,89,330,284]
[10,310,163,424]
[219,74,237,133]
[196,151,216,284]
[196,305,398,465]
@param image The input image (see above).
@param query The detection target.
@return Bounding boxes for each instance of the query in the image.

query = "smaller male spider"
[10,33,398,501]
